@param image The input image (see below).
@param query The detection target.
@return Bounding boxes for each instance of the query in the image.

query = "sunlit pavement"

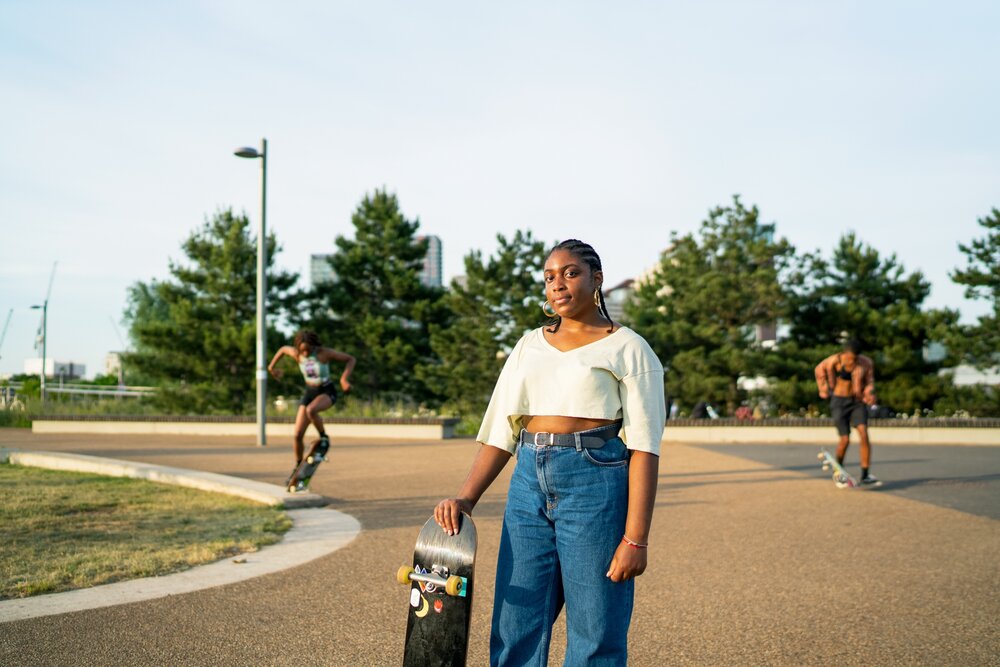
[1,430,997,666]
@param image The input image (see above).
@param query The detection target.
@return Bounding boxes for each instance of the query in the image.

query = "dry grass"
[0,463,292,599]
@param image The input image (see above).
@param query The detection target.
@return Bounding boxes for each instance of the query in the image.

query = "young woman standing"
[268,330,355,479]
[435,240,666,666]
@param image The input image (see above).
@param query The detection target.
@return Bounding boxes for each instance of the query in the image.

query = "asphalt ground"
[701,442,1000,521]
[1,430,998,666]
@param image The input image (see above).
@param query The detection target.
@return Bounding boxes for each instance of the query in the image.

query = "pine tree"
[783,233,958,414]
[124,209,299,413]
[627,196,794,415]
[305,189,445,399]
[417,230,548,415]
[951,208,1000,368]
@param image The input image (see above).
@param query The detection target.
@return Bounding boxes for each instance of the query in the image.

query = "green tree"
[417,230,549,415]
[305,189,445,399]
[626,196,795,414]
[950,208,1000,368]
[124,209,300,413]
[784,233,958,414]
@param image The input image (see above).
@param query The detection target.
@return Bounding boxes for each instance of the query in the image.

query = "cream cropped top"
[476,326,666,456]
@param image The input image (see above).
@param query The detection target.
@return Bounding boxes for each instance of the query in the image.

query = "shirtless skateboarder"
[815,339,882,486]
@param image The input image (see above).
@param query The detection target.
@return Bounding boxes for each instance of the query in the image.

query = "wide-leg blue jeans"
[490,434,633,666]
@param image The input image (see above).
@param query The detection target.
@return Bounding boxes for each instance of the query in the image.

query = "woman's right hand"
[270,367,283,379]
[434,498,473,536]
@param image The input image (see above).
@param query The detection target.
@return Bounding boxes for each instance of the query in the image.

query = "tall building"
[311,236,442,289]
[104,351,123,376]
[417,235,443,288]
[23,358,86,379]
[310,254,336,287]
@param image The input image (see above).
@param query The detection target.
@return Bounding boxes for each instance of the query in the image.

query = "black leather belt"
[520,423,621,449]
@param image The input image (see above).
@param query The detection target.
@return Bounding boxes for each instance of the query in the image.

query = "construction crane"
[0,309,12,361]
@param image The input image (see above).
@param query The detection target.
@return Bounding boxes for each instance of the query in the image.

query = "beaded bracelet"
[622,536,648,549]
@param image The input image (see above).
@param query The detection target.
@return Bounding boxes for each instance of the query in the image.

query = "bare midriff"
[832,377,853,398]
[523,415,618,434]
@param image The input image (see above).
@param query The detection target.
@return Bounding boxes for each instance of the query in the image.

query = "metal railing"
[5,381,157,399]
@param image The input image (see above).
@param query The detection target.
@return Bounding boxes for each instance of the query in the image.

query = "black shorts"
[300,382,338,407]
[830,396,867,436]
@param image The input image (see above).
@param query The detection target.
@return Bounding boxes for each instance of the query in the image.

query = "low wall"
[662,418,1000,446]
[31,415,458,440]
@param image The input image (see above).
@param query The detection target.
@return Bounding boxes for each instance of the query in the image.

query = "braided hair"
[545,239,615,333]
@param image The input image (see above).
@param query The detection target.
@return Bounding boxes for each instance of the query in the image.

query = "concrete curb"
[0,451,363,623]
[0,507,361,623]
[663,426,1000,446]
[0,448,325,508]
[32,419,456,439]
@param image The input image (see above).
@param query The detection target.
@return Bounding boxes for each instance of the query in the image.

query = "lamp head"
[234,147,262,159]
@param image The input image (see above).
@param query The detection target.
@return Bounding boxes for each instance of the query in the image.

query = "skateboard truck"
[396,566,467,597]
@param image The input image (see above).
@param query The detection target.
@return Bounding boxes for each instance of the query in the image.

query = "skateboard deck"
[287,438,329,493]
[817,448,859,488]
[397,514,477,667]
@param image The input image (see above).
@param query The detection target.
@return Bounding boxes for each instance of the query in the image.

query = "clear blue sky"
[1,1,997,378]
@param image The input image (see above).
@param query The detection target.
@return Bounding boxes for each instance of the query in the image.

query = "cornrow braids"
[544,239,615,333]
[293,330,322,349]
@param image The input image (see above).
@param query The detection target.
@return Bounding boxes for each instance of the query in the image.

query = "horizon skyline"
[2,203,991,381]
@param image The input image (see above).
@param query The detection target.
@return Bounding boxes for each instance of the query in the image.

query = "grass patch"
[0,409,31,428]
[0,464,292,599]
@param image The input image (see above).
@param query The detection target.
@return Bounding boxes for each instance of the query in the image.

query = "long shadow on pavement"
[699,444,1000,521]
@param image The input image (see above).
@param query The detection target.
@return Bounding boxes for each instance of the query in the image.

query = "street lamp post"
[234,138,268,447]
[30,302,48,403]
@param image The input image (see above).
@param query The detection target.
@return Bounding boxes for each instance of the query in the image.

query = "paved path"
[702,443,1000,520]
[1,430,998,666]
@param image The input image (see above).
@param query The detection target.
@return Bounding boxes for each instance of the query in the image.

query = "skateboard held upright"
[397,514,477,667]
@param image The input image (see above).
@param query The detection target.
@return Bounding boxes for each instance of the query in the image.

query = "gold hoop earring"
[594,287,602,306]
[541,300,557,318]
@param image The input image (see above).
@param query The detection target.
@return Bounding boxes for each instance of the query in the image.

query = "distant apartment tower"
[104,352,123,377]
[310,254,336,287]
[23,358,86,379]
[311,236,441,288]
[417,235,443,288]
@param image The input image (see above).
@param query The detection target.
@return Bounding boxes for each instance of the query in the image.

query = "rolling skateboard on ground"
[286,437,330,493]
[396,514,477,667]
[817,448,859,488]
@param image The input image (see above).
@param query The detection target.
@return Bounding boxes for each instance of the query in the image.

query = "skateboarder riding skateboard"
[268,330,355,483]
[434,239,666,666]
[815,339,881,486]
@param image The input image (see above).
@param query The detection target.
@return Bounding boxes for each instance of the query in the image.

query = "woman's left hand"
[340,378,352,393]
[606,540,648,583]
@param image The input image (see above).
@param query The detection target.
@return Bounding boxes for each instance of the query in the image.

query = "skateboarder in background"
[434,239,666,666]
[815,339,882,486]
[268,330,355,480]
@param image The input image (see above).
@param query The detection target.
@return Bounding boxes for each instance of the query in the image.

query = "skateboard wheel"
[397,566,414,585]
[445,575,463,596]
[817,452,824,460]
[306,456,315,465]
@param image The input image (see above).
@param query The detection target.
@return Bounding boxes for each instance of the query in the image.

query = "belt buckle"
[533,432,553,447]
